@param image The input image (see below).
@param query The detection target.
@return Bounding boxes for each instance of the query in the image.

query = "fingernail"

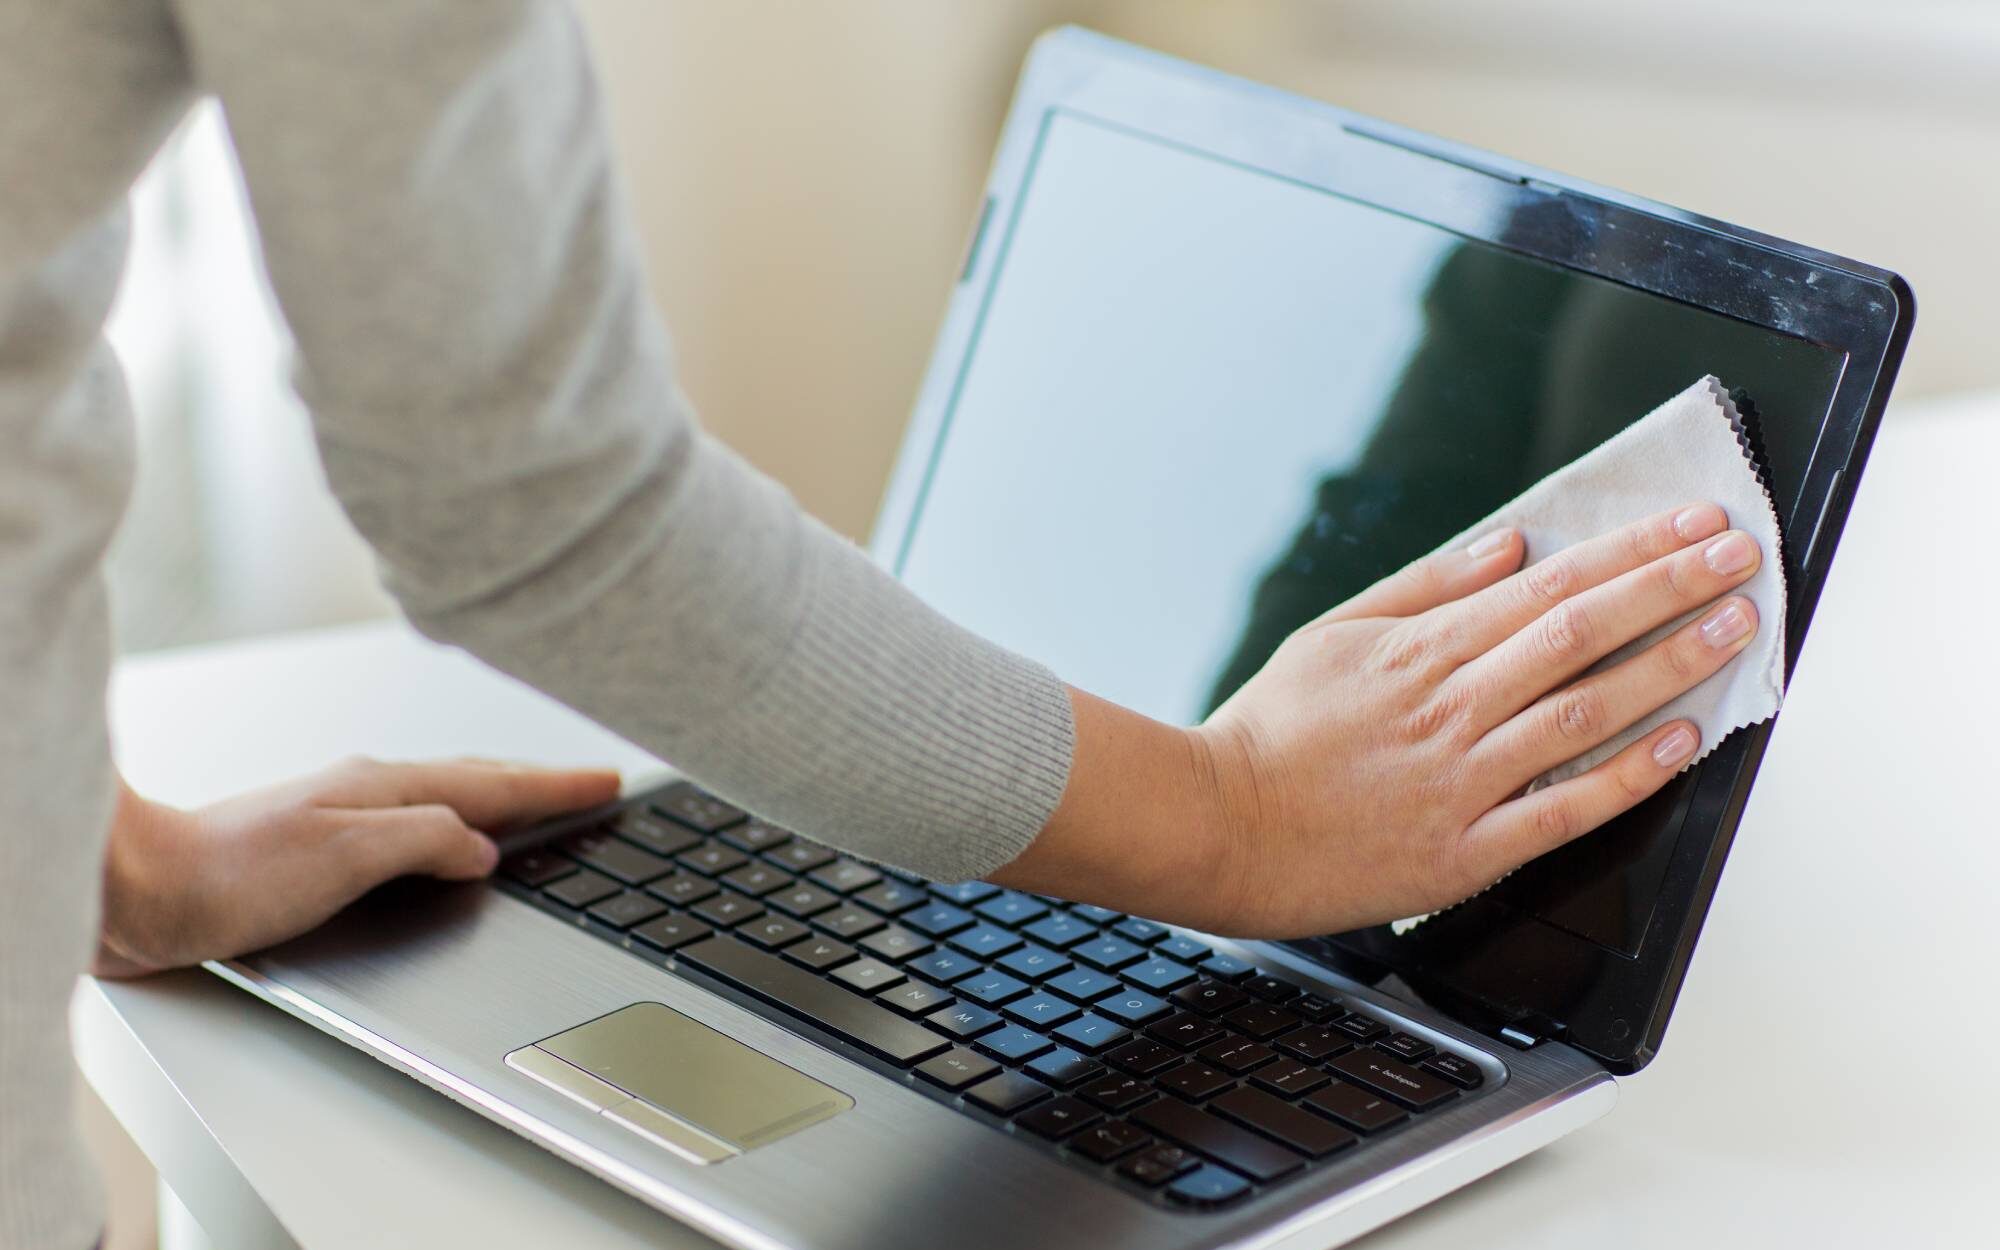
[1466,529,1511,559]
[1700,600,1752,647]
[1702,532,1756,575]
[1652,725,1697,767]
[1673,504,1725,541]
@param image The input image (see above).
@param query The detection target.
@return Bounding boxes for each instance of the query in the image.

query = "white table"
[76,393,2000,1249]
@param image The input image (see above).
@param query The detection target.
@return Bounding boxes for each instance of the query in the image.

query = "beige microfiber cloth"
[1443,375,1789,788]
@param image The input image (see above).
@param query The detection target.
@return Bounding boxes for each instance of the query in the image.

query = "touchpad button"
[507,1002,852,1164]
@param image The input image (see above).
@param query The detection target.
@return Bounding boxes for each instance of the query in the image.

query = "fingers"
[1454,527,1763,723]
[338,803,501,888]
[1474,596,1757,792]
[1319,527,1525,624]
[1424,503,1728,660]
[318,757,623,830]
[1459,719,1700,882]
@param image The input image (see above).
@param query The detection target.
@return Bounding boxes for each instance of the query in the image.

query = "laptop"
[210,28,1912,1248]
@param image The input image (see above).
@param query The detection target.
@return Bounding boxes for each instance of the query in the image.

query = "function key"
[947,924,1024,960]
[1104,1037,1182,1077]
[1210,1086,1357,1159]
[1023,914,1098,949]
[854,880,928,915]
[976,891,1050,927]
[691,893,764,929]
[500,851,575,888]
[1027,1047,1105,1088]
[648,871,720,907]
[964,1072,1051,1115]
[544,869,620,910]
[1014,1096,1101,1140]
[1068,1119,1151,1163]
[975,1025,1055,1064]
[1096,990,1172,1027]
[649,782,747,833]
[1331,1012,1389,1043]
[1328,1049,1459,1111]
[1248,1060,1328,1099]
[629,913,714,952]
[767,841,838,873]
[1118,1144,1198,1187]
[1124,959,1197,993]
[997,944,1072,981]
[562,829,672,885]
[1052,1013,1130,1055]
[1223,1004,1302,1041]
[810,859,884,894]
[719,818,791,853]
[916,1047,999,1090]
[585,890,668,930]
[781,935,857,972]
[930,880,1001,906]
[738,915,810,951]
[1242,974,1303,1004]
[1275,1025,1352,1064]
[1172,980,1249,1016]
[902,903,977,938]
[1378,1032,1435,1064]
[906,949,983,984]
[1290,992,1342,1023]
[830,957,905,995]
[815,906,886,940]
[612,810,702,858]
[766,883,839,917]
[925,1003,1001,1040]
[1198,1034,1277,1076]
[1198,952,1256,981]
[677,844,750,877]
[1421,1052,1486,1089]
[1165,1165,1252,1207]
[876,980,955,1018]
[858,926,934,963]
[1072,937,1148,972]
[1113,917,1168,944]
[721,862,795,897]
[1068,903,1123,925]
[1153,935,1212,963]
[1303,1081,1408,1134]
[1156,1061,1234,1102]
[1045,968,1121,1004]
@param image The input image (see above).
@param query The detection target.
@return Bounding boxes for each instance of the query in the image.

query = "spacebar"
[675,937,949,1066]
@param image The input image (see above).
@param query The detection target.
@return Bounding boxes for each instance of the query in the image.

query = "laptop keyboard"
[494,781,1492,1211]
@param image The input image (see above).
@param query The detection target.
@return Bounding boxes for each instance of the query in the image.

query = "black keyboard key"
[1290,993,1342,1023]
[1113,917,1168,944]
[1198,1035,1277,1076]
[1156,1062,1234,1102]
[676,938,946,1065]
[926,1003,1001,1040]
[564,830,673,885]
[1249,1060,1328,1099]
[1119,1144,1198,1187]
[876,980,954,1018]
[1123,959,1197,993]
[809,858,883,894]
[1153,935,1212,963]
[1132,1099,1306,1183]
[720,862,795,897]
[501,851,576,888]
[1045,968,1120,1004]
[692,892,763,929]
[930,880,1001,906]
[1210,1086,1358,1159]
[1331,1012,1388,1043]
[996,944,1071,981]
[613,810,702,858]
[767,841,837,873]
[1378,1032,1435,1063]
[1304,1082,1408,1134]
[1025,1047,1102,1088]
[1052,1013,1129,1055]
[1199,952,1255,981]
[830,958,905,995]
[947,924,1024,960]
[677,844,750,877]
[1165,1165,1251,1207]
[956,971,1030,1007]
[586,890,669,930]
[1422,1052,1485,1089]
[649,782,747,833]
[1072,937,1147,971]
[1146,1012,1223,1051]
[629,912,713,953]
[1223,1004,1300,1041]
[964,1072,1050,1115]
[719,818,791,853]
[1104,1038,1183,1077]
[906,949,982,984]
[767,883,840,918]
[781,935,857,972]
[1023,914,1097,949]
[1275,1025,1352,1064]
[648,871,720,907]
[1329,1049,1459,1110]
[854,880,928,915]
[858,926,933,963]
[1242,974,1302,1004]
[1015,1096,1100,1140]
[975,1026,1055,1064]
[815,906,886,941]
[1003,993,1081,1030]
[1069,1120,1151,1163]
[902,903,977,938]
[1068,903,1122,925]
[917,1047,999,1090]
[1096,990,1172,1027]
[1077,1073,1150,1112]
[544,869,620,910]
[1173,981,1249,1017]
[738,915,810,950]
[975,891,1050,927]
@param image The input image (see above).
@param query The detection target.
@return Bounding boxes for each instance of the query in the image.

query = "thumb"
[340,803,501,888]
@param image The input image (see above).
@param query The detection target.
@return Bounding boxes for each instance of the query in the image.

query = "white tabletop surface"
[77,393,2000,1249]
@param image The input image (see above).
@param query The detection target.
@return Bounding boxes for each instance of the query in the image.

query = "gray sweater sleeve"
[168,0,1077,881]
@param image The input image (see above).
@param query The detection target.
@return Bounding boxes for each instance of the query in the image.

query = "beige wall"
[575,0,2000,540]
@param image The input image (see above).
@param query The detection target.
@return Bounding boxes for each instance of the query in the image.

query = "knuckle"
[1374,624,1435,674]
[1532,792,1580,846]
[1405,684,1475,744]
[1538,602,1594,662]
[1658,631,1705,683]
[1523,556,1577,608]
[1625,516,1669,565]
[1551,685,1604,743]
[1612,760,1656,807]
[1654,549,1697,600]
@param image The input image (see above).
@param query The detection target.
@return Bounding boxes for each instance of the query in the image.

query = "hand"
[94,756,621,977]
[995,502,1762,938]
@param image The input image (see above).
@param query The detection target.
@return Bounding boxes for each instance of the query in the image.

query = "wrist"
[95,782,195,976]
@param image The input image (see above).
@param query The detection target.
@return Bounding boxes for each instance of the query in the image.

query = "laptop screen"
[893,110,1846,958]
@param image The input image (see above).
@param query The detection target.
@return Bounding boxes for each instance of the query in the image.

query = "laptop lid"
[870,29,1911,1074]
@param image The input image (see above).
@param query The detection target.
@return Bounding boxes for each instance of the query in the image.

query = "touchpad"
[505,1002,852,1164]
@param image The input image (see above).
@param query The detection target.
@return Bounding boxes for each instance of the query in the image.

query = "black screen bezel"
[873,29,1914,1074]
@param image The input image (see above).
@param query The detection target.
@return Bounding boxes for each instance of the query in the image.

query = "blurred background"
[103,0,2000,657]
